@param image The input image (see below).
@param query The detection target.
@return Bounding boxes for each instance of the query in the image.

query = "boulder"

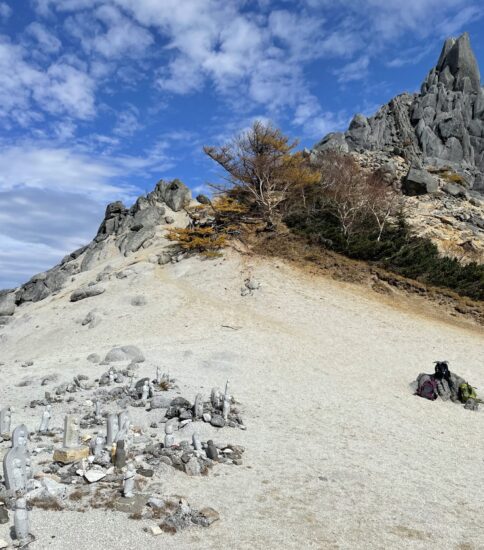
[442,182,469,199]
[105,345,145,363]
[402,168,439,196]
[70,285,105,302]
[150,179,191,211]
[0,292,16,316]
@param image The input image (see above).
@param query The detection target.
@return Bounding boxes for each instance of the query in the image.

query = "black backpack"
[434,361,450,380]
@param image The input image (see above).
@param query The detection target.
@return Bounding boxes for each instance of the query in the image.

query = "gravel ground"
[0,249,483,550]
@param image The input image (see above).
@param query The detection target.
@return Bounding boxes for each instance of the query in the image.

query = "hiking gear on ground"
[464,399,479,411]
[434,361,450,380]
[459,382,478,403]
[416,374,438,401]
[436,379,451,401]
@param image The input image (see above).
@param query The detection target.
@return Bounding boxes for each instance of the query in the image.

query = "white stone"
[84,470,106,483]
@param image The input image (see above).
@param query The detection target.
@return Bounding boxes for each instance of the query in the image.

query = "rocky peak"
[432,33,481,93]
[313,33,484,194]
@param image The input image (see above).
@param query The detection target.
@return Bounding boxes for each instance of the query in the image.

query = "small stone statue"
[92,435,105,457]
[39,405,52,433]
[12,458,25,492]
[0,407,12,435]
[149,381,155,398]
[222,396,231,420]
[141,381,149,401]
[94,401,102,423]
[114,440,127,469]
[12,425,29,448]
[116,411,130,444]
[192,433,202,452]
[25,457,33,489]
[14,498,30,545]
[164,424,175,448]
[63,415,80,448]
[206,440,218,461]
[193,394,204,419]
[122,462,136,498]
[109,370,115,385]
[106,414,119,447]
[211,388,222,410]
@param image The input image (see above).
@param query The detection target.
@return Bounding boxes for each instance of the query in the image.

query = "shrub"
[204,120,320,226]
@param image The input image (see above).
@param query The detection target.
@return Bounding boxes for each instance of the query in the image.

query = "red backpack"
[416,375,438,401]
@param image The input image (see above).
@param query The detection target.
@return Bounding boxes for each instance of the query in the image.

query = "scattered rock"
[105,345,145,363]
[70,285,105,302]
[131,296,147,307]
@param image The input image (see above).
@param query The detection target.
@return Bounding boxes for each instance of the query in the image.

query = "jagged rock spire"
[313,32,484,193]
[432,32,481,93]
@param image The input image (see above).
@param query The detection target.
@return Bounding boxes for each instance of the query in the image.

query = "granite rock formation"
[314,33,484,193]
[4,179,192,310]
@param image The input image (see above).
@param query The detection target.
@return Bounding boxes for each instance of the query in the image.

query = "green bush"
[284,212,484,301]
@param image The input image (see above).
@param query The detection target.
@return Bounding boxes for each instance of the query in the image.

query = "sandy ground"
[0,248,483,550]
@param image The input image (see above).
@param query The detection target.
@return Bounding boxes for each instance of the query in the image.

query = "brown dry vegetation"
[248,230,484,327]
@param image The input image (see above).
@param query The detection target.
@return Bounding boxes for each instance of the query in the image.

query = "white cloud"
[0,38,96,122]
[335,55,370,83]
[64,5,154,59]
[25,22,62,53]
[113,105,141,136]
[0,139,176,288]
[35,63,96,118]
[0,2,11,20]
[0,188,104,288]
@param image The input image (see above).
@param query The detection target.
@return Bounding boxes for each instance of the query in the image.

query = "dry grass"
[29,496,64,511]
[249,230,484,327]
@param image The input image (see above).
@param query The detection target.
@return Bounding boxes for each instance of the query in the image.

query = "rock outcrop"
[7,178,192,309]
[314,33,484,193]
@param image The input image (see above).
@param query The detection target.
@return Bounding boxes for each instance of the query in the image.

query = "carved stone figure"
[141,381,149,401]
[193,394,204,419]
[164,423,175,448]
[114,440,127,469]
[192,433,202,452]
[63,415,80,448]
[123,462,136,498]
[12,458,25,492]
[14,498,30,545]
[0,407,12,435]
[12,424,29,448]
[39,405,52,433]
[222,397,231,420]
[94,401,102,423]
[211,388,222,410]
[116,411,130,443]
[106,414,119,447]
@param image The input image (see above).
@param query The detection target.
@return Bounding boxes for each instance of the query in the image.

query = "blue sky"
[0,0,483,288]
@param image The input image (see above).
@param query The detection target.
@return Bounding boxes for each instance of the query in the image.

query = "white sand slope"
[0,249,483,549]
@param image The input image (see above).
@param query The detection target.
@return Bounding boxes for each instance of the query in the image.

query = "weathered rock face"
[314,33,484,193]
[0,291,16,316]
[4,178,192,308]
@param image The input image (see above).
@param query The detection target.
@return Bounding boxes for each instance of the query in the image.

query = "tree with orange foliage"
[204,121,320,227]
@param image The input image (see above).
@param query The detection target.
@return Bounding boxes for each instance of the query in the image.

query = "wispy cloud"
[0,2,12,20]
